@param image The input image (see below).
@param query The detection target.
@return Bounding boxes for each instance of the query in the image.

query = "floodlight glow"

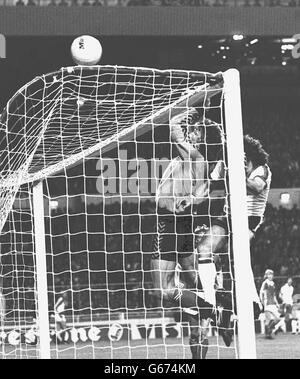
[282,38,296,43]
[233,34,244,41]
[280,193,290,204]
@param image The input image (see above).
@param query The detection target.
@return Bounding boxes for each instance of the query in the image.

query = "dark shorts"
[248,216,263,233]
[200,198,230,234]
[211,215,230,233]
[207,215,263,236]
[152,214,195,262]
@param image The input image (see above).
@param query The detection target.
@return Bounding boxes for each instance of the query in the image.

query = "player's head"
[287,277,293,286]
[244,135,269,172]
[188,119,224,161]
[264,269,274,281]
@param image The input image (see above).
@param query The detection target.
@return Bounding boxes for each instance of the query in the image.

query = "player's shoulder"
[280,284,287,292]
[261,279,268,288]
[250,164,271,181]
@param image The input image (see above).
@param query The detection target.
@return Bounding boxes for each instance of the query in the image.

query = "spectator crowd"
[1,198,299,317]
[244,101,300,188]
[9,0,300,7]
[0,98,299,318]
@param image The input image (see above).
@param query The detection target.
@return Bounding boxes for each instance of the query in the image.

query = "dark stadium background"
[0,3,299,359]
[0,33,299,308]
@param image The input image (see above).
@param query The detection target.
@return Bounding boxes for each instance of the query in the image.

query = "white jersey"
[157,115,220,214]
[55,297,65,315]
[157,156,208,214]
[210,160,225,181]
[280,284,294,306]
[247,164,272,217]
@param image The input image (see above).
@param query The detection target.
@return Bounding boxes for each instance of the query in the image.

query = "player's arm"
[259,282,267,307]
[210,160,225,188]
[54,296,63,313]
[272,286,280,308]
[246,165,268,195]
[246,176,266,195]
[170,109,203,161]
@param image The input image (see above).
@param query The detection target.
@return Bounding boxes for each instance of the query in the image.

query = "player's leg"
[284,304,292,324]
[194,222,233,346]
[151,215,180,304]
[152,256,211,360]
[151,214,214,361]
[59,315,68,343]
[274,317,286,334]
[199,318,210,359]
[264,310,274,339]
[178,274,210,360]
[54,313,68,344]
[54,314,64,344]
[291,318,298,335]
[151,214,213,318]
[175,252,211,360]
[296,315,300,335]
[189,317,210,360]
[188,312,201,359]
[265,307,281,339]
[175,270,205,360]
[291,310,300,335]
[179,252,198,292]
[151,257,177,304]
[151,256,213,316]
[249,229,263,311]
[214,254,224,290]
[273,306,285,334]
[196,223,226,306]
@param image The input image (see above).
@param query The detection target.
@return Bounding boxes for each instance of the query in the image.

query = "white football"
[71,35,102,66]
[108,323,124,342]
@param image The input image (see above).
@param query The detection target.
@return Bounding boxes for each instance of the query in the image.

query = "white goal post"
[223,69,256,359]
[0,65,256,359]
[32,181,51,359]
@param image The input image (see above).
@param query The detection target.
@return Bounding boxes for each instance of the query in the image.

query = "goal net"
[0,65,255,359]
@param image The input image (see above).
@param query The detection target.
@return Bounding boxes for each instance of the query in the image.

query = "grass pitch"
[1,333,299,359]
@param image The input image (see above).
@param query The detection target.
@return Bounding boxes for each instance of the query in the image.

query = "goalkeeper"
[151,107,224,358]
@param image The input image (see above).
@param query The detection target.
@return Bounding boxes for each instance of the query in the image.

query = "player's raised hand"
[170,117,186,143]
[170,108,199,143]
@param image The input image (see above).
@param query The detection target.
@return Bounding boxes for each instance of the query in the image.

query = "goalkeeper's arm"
[170,109,203,161]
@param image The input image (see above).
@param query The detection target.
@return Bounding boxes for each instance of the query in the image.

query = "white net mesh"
[0,65,237,359]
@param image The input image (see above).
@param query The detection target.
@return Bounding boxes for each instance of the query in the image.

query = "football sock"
[173,288,213,319]
[198,258,217,307]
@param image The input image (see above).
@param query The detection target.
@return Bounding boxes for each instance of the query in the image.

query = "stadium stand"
[253,204,300,279]
[41,95,300,308]
[29,201,300,311]
[1,199,299,315]
[2,95,299,314]
[3,0,300,7]
[243,101,300,188]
